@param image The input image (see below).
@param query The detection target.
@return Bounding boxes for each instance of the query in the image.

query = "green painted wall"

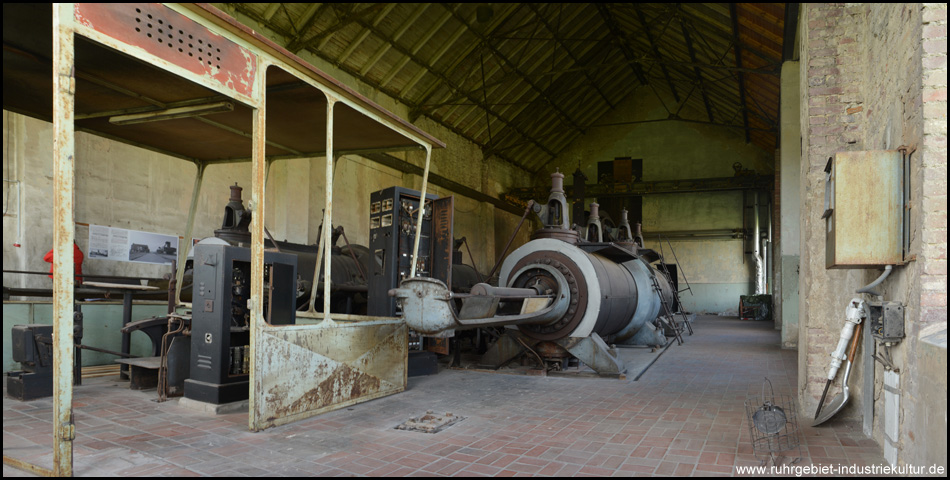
[546,90,772,313]
[675,283,754,314]
[550,90,773,184]
[3,302,165,372]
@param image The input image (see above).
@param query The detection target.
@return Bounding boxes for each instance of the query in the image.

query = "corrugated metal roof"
[227,3,787,173]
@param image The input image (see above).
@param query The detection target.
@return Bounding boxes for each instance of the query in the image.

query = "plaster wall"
[2,302,162,372]
[799,3,946,468]
[2,7,537,291]
[211,3,535,276]
[2,111,256,290]
[546,88,773,313]
[780,61,802,347]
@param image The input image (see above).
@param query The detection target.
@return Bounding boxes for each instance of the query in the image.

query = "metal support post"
[322,98,337,323]
[52,3,76,476]
[409,146,433,278]
[248,73,267,432]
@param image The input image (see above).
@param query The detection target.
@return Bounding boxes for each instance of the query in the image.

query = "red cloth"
[43,243,84,284]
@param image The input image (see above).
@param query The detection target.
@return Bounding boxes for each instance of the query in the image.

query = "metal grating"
[394,411,466,434]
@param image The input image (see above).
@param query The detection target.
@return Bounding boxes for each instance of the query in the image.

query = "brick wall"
[798,4,871,424]
[912,5,948,466]
[920,4,947,328]
[800,3,946,467]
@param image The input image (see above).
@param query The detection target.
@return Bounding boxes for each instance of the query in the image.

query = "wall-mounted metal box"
[824,150,903,268]
[869,301,904,344]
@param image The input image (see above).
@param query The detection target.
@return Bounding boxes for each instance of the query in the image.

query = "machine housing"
[184,243,297,404]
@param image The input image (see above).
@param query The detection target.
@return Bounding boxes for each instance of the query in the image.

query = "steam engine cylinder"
[499,238,674,343]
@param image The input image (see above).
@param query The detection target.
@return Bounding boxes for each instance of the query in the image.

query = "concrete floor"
[3,316,886,477]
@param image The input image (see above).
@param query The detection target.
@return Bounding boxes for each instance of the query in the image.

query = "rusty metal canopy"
[225,3,788,173]
[2,3,443,164]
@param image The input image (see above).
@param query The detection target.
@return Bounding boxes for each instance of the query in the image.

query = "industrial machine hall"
[1,3,946,477]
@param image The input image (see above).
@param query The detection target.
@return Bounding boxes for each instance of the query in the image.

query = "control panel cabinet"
[185,243,297,404]
[368,187,453,317]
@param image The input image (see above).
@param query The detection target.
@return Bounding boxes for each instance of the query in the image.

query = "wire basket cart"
[744,378,803,466]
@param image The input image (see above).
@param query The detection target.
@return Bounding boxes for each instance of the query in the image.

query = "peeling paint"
[256,322,407,429]
[74,4,257,98]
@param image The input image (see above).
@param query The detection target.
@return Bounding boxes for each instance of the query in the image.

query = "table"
[82,282,159,379]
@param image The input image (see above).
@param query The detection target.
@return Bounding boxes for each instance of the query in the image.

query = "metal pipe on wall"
[767,194,773,294]
[752,191,765,295]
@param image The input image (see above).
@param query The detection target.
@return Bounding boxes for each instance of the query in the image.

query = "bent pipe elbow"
[856,265,892,296]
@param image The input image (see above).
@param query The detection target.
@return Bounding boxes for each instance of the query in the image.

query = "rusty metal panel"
[426,337,449,356]
[254,322,407,429]
[73,3,257,99]
[826,150,903,268]
[248,63,267,432]
[430,196,455,289]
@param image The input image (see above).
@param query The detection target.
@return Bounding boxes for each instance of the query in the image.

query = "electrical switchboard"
[368,187,453,317]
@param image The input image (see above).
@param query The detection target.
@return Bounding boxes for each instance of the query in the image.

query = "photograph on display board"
[127,230,179,265]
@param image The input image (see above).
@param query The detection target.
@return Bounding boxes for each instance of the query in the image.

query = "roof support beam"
[286,4,389,53]
[678,4,781,67]
[361,4,428,76]
[361,152,525,216]
[337,4,396,65]
[729,3,751,143]
[633,4,680,103]
[399,21,468,96]
[530,57,779,77]
[526,4,614,109]
[681,20,715,122]
[224,9,527,169]
[463,6,591,143]
[483,32,618,162]
[291,4,323,36]
[444,5,585,135]
[261,3,281,22]
[409,4,519,120]
[595,4,648,86]
[379,7,454,88]
[345,12,558,159]
[590,116,776,133]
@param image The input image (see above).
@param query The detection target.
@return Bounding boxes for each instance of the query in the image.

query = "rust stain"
[74,3,256,97]
[257,325,406,427]
[829,151,902,267]
[271,362,381,418]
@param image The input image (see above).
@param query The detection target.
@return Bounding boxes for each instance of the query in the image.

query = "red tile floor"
[3,316,886,476]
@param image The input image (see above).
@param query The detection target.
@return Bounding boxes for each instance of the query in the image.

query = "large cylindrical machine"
[499,238,673,344]
[392,170,683,375]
